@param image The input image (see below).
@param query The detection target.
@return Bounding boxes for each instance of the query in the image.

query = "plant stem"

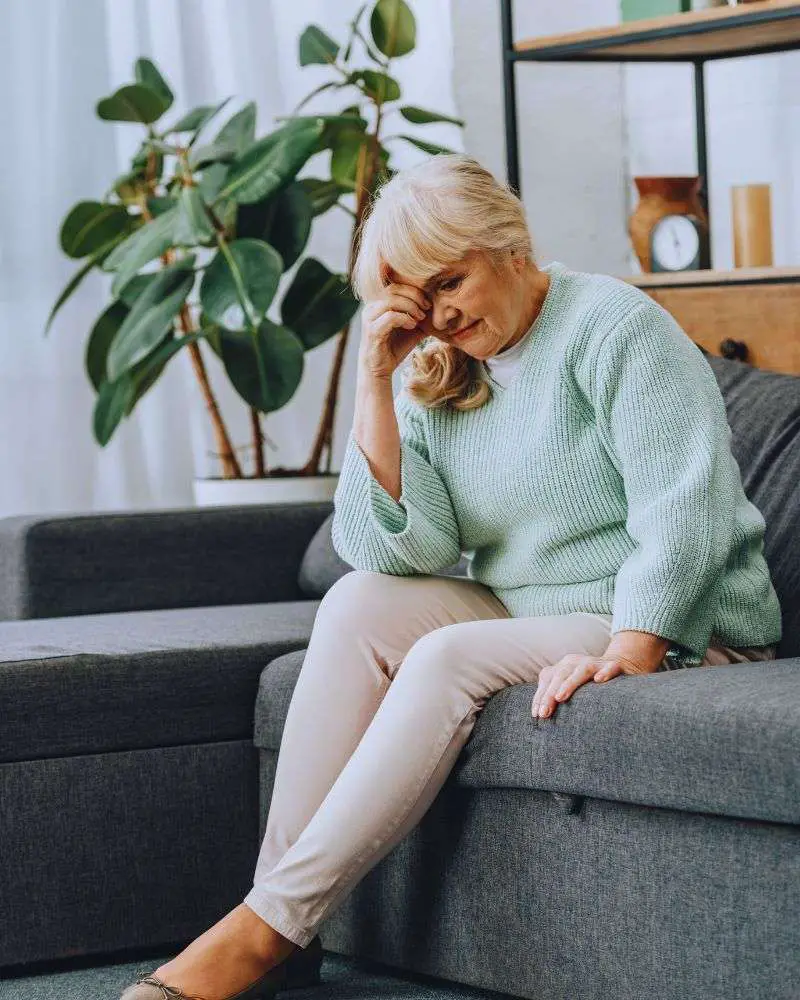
[250,408,266,477]
[178,302,243,479]
[141,188,242,481]
[205,201,266,477]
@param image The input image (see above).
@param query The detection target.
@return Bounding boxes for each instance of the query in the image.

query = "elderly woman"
[123,154,781,1000]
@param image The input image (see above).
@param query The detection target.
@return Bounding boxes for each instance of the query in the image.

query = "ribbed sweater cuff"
[354,437,437,540]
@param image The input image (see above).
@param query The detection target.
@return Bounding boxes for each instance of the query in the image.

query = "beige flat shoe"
[119,933,323,1000]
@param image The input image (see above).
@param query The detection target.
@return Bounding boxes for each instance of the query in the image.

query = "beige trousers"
[243,570,776,947]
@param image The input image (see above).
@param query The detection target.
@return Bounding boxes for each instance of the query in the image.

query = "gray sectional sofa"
[1,351,798,1000]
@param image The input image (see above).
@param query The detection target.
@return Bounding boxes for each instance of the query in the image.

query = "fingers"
[531,664,567,719]
[380,263,432,314]
[364,298,423,324]
[373,310,422,336]
[385,289,431,321]
[593,660,624,682]
[531,657,607,720]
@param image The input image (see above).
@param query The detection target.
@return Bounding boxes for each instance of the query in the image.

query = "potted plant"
[46,0,463,506]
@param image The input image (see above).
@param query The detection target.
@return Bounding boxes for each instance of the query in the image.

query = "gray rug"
[0,950,517,1000]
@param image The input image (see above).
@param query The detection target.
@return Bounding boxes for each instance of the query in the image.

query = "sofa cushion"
[254,649,800,826]
[0,504,330,620]
[0,601,319,763]
[703,354,800,658]
[297,513,471,597]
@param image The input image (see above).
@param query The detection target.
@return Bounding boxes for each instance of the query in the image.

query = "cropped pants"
[242,569,775,948]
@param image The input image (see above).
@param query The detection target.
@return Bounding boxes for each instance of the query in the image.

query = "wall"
[450,0,630,276]
[624,49,798,271]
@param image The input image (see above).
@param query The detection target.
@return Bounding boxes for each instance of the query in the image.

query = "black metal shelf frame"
[499,1,800,267]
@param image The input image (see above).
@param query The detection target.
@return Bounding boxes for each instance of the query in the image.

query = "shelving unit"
[500,0,800,265]
[499,1,800,374]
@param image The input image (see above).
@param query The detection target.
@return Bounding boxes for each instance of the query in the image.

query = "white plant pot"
[193,474,339,507]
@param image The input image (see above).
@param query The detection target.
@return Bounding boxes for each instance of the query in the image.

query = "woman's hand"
[358,263,434,380]
[531,645,664,719]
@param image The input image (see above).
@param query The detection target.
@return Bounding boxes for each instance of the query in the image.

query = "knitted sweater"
[331,260,783,662]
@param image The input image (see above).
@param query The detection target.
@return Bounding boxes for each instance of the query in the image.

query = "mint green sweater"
[331,261,782,661]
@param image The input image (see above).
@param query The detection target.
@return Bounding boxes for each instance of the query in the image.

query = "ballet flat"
[119,933,323,1000]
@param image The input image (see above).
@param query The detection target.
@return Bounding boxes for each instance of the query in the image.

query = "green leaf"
[218,119,324,205]
[96,84,170,124]
[124,329,203,416]
[198,162,230,203]
[44,256,99,336]
[288,111,367,154]
[106,260,195,380]
[166,97,231,138]
[350,70,400,104]
[280,257,359,349]
[394,134,456,156]
[134,58,174,111]
[174,186,216,245]
[331,130,388,190]
[85,300,130,391]
[59,201,132,258]
[102,206,179,297]
[298,177,347,216]
[93,376,136,446]
[188,139,238,170]
[236,182,313,269]
[200,239,282,331]
[219,321,305,413]
[199,314,224,358]
[168,104,217,133]
[93,327,204,444]
[146,195,178,217]
[399,105,465,127]
[213,102,257,156]
[370,0,416,58]
[117,272,160,308]
[299,25,340,66]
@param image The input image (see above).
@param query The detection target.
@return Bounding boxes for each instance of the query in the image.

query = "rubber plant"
[46,0,463,479]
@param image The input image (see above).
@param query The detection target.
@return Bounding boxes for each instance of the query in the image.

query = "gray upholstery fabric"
[254,649,800,825]
[0,741,261,968]
[296,513,354,596]
[704,353,800,657]
[0,601,319,763]
[307,761,799,1000]
[0,503,331,620]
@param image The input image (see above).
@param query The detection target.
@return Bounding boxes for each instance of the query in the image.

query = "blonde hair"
[350,153,537,411]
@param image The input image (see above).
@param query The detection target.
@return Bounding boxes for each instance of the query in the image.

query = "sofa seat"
[254,650,800,827]
[0,601,320,763]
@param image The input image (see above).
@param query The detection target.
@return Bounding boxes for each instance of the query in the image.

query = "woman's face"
[386,249,534,360]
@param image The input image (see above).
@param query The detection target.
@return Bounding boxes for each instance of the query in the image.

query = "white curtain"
[0,0,461,517]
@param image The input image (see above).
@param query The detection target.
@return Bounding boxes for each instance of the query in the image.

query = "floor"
[0,948,520,1000]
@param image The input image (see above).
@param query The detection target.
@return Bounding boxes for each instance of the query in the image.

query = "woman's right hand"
[359,266,433,380]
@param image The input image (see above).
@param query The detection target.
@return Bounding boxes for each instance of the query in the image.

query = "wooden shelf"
[514,1,800,62]
[614,265,800,375]
[620,266,800,288]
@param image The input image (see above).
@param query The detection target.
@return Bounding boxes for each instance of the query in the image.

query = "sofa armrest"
[0,501,333,620]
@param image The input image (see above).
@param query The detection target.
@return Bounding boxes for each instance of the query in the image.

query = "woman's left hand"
[531,651,659,719]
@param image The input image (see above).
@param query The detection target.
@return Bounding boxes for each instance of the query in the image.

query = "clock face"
[651,214,700,270]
